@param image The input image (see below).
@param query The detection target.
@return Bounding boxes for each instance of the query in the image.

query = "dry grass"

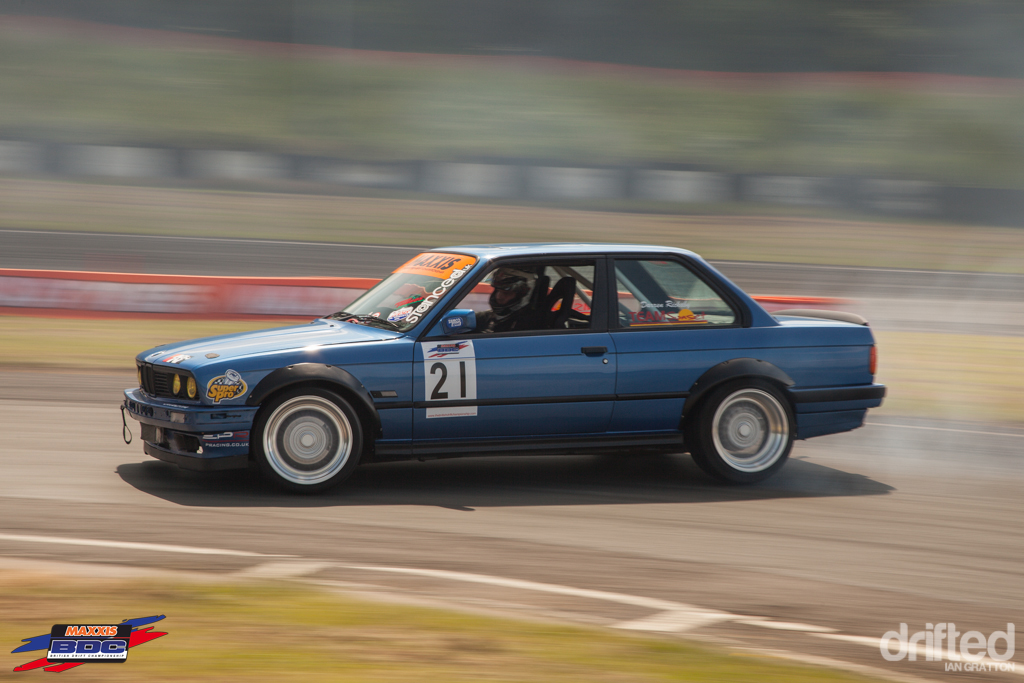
[0,316,276,371]
[873,331,1024,425]
[0,570,885,683]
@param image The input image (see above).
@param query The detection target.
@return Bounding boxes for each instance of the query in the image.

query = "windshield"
[326,252,478,332]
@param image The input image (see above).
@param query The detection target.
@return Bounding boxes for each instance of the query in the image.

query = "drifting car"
[123,244,885,491]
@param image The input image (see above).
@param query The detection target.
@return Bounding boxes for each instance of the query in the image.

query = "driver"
[477,267,543,333]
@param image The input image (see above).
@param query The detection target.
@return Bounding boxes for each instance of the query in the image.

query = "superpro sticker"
[206,369,247,403]
[421,340,477,418]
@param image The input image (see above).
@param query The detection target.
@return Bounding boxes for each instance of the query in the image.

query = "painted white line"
[347,565,715,613]
[4,228,1015,278]
[235,561,334,579]
[8,549,990,678]
[711,259,1023,278]
[865,422,1024,439]
[0,533,291,558]
[0,228,420,251]
[735,619,837,633]
[615,610,735,633]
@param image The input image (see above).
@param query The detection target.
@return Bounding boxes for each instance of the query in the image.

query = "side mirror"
[441,309,476,336]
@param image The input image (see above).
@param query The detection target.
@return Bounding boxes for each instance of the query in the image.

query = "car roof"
[434,243,701,260]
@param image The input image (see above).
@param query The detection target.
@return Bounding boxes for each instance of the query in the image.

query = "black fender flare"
[246,363,382,438]
[682,358,795,421]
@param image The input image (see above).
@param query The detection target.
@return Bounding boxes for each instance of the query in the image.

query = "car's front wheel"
[687,379,793,484]
[253,387,363,493]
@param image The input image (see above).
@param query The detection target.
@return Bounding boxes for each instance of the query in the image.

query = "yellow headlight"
[187,376,197,399]
[173,374,181,395]
[137,367,143,387]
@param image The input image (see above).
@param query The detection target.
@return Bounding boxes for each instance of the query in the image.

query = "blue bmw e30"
[123,243,885,492]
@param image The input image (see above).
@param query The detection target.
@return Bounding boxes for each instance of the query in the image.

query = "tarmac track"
[1,380,1022,681]
[3,227,1024,301]
[1,229,1023,680]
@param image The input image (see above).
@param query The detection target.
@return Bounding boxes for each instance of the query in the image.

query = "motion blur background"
[2,3,1024,681]
[5,0,1024,218]
[3,0,1024,420]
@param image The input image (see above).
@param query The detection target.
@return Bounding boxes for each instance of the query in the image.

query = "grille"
[152,370,171,396]
[138,363,197,401]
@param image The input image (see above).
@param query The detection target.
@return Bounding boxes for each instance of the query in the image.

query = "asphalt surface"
[1,370,1022,681]
[2,229,1023,680]
[3,227,1024,301]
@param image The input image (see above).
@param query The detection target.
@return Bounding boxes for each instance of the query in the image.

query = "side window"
[614,259,736,328]
[451,261,596,334]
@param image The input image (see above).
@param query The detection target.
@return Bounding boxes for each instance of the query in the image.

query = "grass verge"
[6,179,1024,273]
[873,330,1024,425]
[0,570,883,683]
[2,317,1022,424]
[3,19,1024,186]
[0,316,277,371]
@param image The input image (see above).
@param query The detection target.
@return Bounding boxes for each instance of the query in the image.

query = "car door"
[412,257,616,443]
[607,255,752,434]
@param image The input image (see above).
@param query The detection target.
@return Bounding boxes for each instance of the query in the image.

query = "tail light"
[869,345,878,375]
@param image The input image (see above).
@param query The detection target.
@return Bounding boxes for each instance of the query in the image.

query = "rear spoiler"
[772,309,868,326]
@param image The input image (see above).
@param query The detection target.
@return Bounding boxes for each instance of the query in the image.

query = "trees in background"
[5,0,1024,77]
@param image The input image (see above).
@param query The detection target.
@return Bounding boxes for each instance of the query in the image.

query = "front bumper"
[123,388,257,471]
[143,442,248,471]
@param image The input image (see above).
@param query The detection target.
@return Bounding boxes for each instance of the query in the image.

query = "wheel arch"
[682,358,795,425]
[246,364,382,441]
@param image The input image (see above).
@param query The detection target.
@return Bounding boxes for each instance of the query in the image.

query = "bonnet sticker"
[206,369,247,403]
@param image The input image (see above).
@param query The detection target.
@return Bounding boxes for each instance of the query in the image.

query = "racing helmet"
[488,267,537,317]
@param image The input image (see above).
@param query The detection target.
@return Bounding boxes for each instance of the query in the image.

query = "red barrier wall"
[0,269,847,320]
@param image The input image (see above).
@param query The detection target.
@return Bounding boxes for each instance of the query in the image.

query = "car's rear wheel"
[687,379,793,484]
[254,387,362,493]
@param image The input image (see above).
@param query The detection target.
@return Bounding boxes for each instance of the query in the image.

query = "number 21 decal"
[421,341,477,418]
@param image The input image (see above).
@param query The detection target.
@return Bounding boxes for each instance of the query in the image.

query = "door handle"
[581,346,607,355]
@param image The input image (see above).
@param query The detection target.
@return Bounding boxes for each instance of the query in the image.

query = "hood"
[137,319,400,368]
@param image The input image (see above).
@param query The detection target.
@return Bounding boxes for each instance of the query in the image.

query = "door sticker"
[421,341,477,418]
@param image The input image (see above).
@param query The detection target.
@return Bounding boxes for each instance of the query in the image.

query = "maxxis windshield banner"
[393,253,477,280]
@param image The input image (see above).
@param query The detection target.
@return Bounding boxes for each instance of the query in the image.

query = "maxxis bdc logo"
[12,615,167,672]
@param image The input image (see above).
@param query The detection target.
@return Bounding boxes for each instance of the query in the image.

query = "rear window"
[614,259,736,328]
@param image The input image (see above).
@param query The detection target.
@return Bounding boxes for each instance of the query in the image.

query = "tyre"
[686,379,794,484]
[253,387,363,493]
